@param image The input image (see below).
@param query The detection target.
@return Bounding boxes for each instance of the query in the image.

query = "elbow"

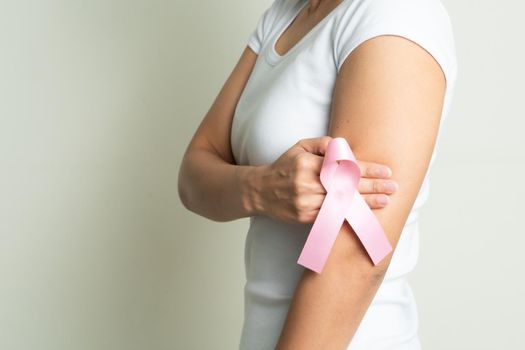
[178,163,192,211]
[178,165,226,222]
[178,181,190,210]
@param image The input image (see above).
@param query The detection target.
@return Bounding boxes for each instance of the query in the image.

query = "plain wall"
[0,0,523,349]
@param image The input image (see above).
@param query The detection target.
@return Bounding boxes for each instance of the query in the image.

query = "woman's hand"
[250,136,399,224]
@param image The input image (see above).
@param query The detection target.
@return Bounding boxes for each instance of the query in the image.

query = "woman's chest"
[231,38,339,166]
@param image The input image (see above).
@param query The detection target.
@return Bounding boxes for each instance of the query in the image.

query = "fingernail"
[377,195,389,205]
[376,167,391,177]
[384,181,398,193]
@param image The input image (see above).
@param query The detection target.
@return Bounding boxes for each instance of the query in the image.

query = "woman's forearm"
[276,222,389,349]
[178,147,264,222]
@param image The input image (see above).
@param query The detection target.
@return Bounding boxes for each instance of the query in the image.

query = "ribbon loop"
[297,137,393,273]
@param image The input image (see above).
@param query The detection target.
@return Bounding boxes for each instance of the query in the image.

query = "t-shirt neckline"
[265,0,350,66]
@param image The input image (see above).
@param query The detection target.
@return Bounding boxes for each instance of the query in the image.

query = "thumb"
[296,136,333,156]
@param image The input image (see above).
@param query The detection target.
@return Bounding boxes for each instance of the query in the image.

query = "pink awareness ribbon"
[297,137,393,273]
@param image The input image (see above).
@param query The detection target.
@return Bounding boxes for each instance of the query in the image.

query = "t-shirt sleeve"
[246,0,282,55]
[334,0,457,87]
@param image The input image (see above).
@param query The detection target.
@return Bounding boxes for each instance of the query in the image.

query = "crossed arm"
[275,35,446,349]
[178,32,446,349]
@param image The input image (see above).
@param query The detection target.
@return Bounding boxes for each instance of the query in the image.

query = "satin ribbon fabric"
[297,137,393,273]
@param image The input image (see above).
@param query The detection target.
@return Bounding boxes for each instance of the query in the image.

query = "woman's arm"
[179,46,399,222]
[276,35,447,349]
[178,46,260,222]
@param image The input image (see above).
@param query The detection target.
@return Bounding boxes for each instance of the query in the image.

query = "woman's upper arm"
[185,0,281,163]
[184,45,258,164]
[328,34,447,272]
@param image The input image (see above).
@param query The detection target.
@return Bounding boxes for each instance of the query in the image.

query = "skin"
[179,0,445,347]
[273,1,447,348]
[178,47,399,223]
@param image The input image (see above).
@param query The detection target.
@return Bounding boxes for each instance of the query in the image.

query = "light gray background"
[1,0,523,349]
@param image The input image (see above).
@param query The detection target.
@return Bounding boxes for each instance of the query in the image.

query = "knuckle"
[373,180,381,193]
[360,164,370,178]
[292,197,311,224]
[292,208,303,223]
[293,195,307,211]
[297,137,309,146]
[291,176,302,195]
[294,154,305,170]
[295,213,305,224]
[375,195,387,206]
[295,153,311,171]
[297,211,311,224]
[320,136,332,147]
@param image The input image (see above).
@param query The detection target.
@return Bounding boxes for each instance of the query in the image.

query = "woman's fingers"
[362,194,390,209]
[303,153,324,176]
[296,136,333,156]
[356,160,392,178]
[313,193,391,210]
[305,157,398,194]
[358,177,398,194]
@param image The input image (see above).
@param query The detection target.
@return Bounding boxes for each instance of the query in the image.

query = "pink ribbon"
[297,137,393,273]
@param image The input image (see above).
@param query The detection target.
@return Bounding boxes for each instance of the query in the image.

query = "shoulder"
[335,0,457,86]
[340,0,454,30]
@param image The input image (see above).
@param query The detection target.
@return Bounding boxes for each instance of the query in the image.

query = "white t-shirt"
[230,0,457,348]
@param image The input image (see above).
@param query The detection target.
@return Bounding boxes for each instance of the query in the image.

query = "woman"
[178,0,457,348]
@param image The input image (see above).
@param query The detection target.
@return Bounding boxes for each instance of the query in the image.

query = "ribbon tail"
[346,192,393,265]
[297,184,353,274]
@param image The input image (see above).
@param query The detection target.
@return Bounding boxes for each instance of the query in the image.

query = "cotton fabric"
[230,0,457,348]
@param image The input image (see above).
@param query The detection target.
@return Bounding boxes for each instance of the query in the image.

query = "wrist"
[239,164,268,217]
